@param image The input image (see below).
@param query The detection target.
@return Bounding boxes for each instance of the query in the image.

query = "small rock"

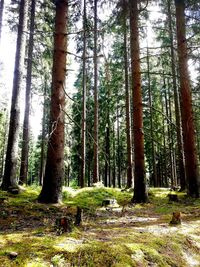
[9,252,18,259]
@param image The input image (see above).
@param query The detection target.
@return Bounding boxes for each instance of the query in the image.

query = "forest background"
[0,0,200,202]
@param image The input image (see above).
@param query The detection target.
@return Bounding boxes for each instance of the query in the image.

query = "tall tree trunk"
[168,0,186,190]
[0,0,4,43]
[19,0,36,185]
[117,106,121,188]
[112,124,116,188]
[167,80,176,187]
[164,78,174,186]
[175,0,200,197]
[38,0,68,203]
[161,92,168,187]
[80,0,87,188]
[123,1,133,188]
[93,0,99,183]
[104,124,109,187]
[146,44,158,187]
[39,78,48,186]
[0,112,8,179]
[129,0,148,202]
[1,0,28,190]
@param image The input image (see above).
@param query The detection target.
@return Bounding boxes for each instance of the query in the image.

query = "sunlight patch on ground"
[55,237,84,252]
[104,216,158,225]
[182,251,200,267]
[133,220,200,236]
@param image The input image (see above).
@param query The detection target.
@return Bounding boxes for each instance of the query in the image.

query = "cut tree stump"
[55,217,73,233]
[170,212,181,225]
[168,193,178,202]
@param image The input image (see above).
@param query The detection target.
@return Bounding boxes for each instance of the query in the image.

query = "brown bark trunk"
[167,0,186,190]
[175,0,200,197]
[1,0,28,190]
[19,0,36,185]
[123,1,133,188]
[38,0,68,203]
[93,0,99,183]
[80,0,87,188]
[129,0,148,202]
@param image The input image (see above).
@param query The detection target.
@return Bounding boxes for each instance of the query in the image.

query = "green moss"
[1,187,200,267]
[63,187,132,210]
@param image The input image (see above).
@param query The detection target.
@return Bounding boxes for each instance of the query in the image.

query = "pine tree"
[38,0,68,203]
[1,0,28,191]
[129,0,148,202]
[19,0,36,185]
[175,0,200,197]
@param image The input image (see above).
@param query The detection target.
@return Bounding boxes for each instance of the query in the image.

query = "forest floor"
[0,186,200,267]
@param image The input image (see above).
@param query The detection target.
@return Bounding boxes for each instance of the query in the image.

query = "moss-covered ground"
[0,186,200,266]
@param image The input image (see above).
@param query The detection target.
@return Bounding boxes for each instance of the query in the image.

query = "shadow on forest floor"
[0,186,200,267]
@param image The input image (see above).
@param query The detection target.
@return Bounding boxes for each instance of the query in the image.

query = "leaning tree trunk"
[38,0,68,203]
[19,0,36,185]
[1,0,28,190]
[175,0,200,197]
[129,0,148,202]
[93,0,99,184]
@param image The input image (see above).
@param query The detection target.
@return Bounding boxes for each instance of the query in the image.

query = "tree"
[19,0,36,185]
[38,0,68,203]
[175,0,200,197]
[129,0,148,202]
[93,0,99,183]
[1,0,28,190]
[167,0,186,190]
[80,0,87,188]
[123,0,133,188]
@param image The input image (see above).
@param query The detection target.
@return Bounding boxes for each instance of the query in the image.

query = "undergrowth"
[0,186,200,266]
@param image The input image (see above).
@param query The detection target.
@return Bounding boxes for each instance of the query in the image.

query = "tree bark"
[117,106,121,188]
[167,0,186,190]
[39,77,48,186]
[19,0,36,185]
[1,0,28,190]
[38,0,68,203]
[175,0,200,197]
[146,44,158,187]
[123,1,133,188]
[129,0,148,202]
[93,0,99,183]
[80,0,87,188]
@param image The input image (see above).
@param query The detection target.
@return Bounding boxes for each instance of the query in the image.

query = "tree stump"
[168,193,178,202]
[75,207,82,226]
[170,212,181,225]
[55,217,73,233]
